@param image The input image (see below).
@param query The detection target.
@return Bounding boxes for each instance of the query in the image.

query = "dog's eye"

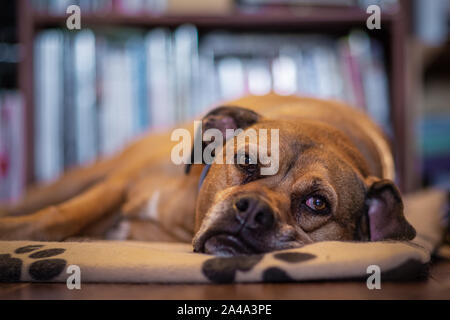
[305,196,328,213]
[235,154,258,174]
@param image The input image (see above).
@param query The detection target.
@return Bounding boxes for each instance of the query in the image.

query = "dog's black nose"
[234,195,275,230]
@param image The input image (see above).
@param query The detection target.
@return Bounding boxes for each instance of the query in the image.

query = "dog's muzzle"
[194,193,276,256]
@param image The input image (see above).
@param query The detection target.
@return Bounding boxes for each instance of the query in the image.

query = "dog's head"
[189,106,416,256]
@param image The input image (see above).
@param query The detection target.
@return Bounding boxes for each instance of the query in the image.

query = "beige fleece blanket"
[0,189,446,284]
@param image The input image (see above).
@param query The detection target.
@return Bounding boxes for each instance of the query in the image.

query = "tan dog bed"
[0,190,446,283]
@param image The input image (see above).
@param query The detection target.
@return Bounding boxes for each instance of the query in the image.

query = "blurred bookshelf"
[0,2,23,201]
[11,0,415,201]
[412,42,450,190]
[408,0,450,191]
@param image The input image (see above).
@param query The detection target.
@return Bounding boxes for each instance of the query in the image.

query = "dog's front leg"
[121,166,203,242]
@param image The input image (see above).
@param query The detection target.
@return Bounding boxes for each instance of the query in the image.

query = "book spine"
[34,30,64,183]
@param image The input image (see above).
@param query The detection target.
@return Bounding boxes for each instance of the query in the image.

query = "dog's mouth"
[193,228,306,257]
[200,233,259,256]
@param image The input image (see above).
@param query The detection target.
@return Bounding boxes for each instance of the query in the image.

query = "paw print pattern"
[29,248,66,259]
[14,245,45,254]
[262,252,316,283]
[262,267,294,282]
[0,254,22,282]
[272,252,316,263]
[29,258,67,281]
[202,254,264,283]
[201,251,317,284]
[0,245,67,282]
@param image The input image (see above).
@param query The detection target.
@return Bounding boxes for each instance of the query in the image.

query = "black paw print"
[272,252,316,263]
[202,254,264,284]
[0,254,22,282]
[0,245,67,282]
[262,252,316,283]
[262,267,294,282]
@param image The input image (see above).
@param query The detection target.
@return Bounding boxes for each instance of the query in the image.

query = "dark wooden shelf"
[32,7,399,29]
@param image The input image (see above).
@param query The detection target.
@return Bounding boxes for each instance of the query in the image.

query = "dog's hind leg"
[0,176,127,241]
[0,132,184,241]
[0,128,185,218]
[0,157,117,217]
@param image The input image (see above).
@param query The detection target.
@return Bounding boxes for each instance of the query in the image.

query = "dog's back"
[227,94,394,181]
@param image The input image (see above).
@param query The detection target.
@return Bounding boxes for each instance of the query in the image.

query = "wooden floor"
[1,260,450,300]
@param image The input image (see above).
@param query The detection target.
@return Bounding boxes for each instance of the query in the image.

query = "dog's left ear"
[185,106,262,174]
[365,177,416,241]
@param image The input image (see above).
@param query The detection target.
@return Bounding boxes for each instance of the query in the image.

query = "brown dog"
[0,94,415,256]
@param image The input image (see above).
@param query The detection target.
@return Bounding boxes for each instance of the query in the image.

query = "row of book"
[34,26,199,182]
[33,25,391,183]
[32,0,115,14]
[31,0,226,15]
[200,30,390,132]
[238,0,399,10]
[0,91,25,202]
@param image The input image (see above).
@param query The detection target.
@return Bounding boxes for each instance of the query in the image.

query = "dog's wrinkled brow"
[279,139,315,177]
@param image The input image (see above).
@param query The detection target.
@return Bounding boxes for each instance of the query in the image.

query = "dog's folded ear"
[201,106,261,137]
[365,177,416,241]
[185,106,261,174]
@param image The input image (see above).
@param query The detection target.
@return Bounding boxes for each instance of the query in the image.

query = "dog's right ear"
[185,106,261,174]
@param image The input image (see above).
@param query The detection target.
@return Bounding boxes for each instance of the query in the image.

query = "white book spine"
[74,30,97,165]
[34,31,64,183]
